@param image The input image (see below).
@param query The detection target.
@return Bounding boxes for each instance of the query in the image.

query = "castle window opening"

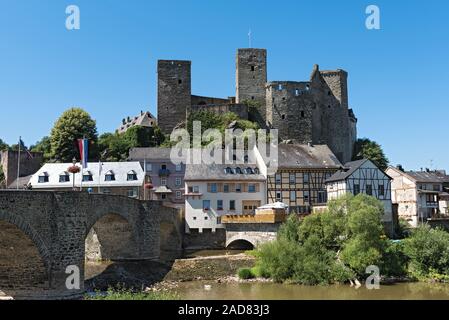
[328,91,332,96]
[251,66,255,71]
[328,105,331,109]
[301,111,305,118]
[178,79,182,84]
[281,114,286,120]
[278,84,283,90]
[251,96,255,100]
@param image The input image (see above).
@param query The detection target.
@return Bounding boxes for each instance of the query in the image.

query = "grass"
[85,287,180,300]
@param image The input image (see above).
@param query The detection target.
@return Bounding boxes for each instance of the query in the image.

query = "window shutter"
[207,183,211,192]
[255,183,260,192]
[218,183,223,192]
[230,183,235,192]
[243,183,248,192]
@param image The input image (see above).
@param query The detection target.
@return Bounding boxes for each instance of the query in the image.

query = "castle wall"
[189,103,248,120]
[0,150,43,187]
[157,60,191,134]
[266,81,314,144]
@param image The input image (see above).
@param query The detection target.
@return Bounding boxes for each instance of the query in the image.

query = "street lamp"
[67,157,80,191]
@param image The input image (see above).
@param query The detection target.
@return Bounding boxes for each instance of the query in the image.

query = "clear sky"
[0,0,448,171]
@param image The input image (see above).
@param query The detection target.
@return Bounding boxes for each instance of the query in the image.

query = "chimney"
[396,164,404,172]
[122,118,126,125]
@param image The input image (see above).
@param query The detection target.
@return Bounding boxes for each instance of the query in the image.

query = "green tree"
[50,108,98,162]
[30,136,52,162]
[353,138,389,170]
[0,166,5,188]
[0,139,8,151]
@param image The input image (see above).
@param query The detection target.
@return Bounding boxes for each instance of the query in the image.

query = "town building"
[259,144,342,214]
[117,110,157,134]
[157,48,357,163]
[326,159,394,233]
[29,162,146,199]
[128,147,185,206]
[386,166,449,227]
[184,160,267,234]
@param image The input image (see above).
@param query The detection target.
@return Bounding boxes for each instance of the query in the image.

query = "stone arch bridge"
[0,191,175,299]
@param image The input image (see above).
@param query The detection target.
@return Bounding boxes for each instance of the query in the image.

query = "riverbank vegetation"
[241,194,449,285]
[86,287,179,300]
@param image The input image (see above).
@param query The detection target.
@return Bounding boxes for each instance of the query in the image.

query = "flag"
[19,138,34,159]
[77,138,89,168]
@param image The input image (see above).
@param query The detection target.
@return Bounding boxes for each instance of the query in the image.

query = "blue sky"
[0,0,448,171]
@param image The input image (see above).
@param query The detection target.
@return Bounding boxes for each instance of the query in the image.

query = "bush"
[250,265,270,278]
[237,268,255,280]
[382,241,409,277]
[403,225,449,279]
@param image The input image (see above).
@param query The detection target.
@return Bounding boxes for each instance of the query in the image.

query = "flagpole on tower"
[16,136,21,190]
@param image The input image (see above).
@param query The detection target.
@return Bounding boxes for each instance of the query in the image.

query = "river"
[173,281,449,300]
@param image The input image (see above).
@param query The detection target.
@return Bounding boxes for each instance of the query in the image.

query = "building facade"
[386,166,449,227]
[259,144,342,214]
[157,48,357,163]
[326,159,393,232]
[29,162,146,199]
[184,162,267,233]
[0,150,43,188]
[117,110,157,134]
[128,147,185,205]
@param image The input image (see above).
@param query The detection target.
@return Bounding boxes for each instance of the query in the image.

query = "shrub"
[403,225,449,279]
[237,268,255,280]
[250,265,270,278]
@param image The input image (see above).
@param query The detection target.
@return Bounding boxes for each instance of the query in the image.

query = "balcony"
[158,169,171,176]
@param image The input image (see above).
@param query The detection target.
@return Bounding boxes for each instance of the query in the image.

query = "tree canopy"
[50,108,98,162]
[353,138,389,170]
[0,139,8,151]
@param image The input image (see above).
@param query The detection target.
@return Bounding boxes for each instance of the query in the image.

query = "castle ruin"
[157,48,357,163]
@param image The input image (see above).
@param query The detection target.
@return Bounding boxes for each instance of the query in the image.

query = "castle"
[157,48,357,163]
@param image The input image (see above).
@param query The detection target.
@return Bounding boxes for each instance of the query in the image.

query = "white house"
[325,159,393,232]
[385,166,449,227]
[184,160,267,233]
[29,162,146,199]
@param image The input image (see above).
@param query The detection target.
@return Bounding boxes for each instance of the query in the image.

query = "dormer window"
[225,167,232,174]
[83,172,93,182]
[246,167,254,174]
[59,172,70,183]
[127,170,138,181]
[235,167,242,174]
[253,168,260,174]
[105,171,115,181]
[38,172,49,183]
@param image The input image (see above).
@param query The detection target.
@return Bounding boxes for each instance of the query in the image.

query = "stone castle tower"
[157,49,357,163]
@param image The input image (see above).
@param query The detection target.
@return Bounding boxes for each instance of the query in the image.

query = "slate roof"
[325,159,376,183]
[185,163,265,181]
[128,147,186,162]
[273,144,342,169]
[403,170,449,184]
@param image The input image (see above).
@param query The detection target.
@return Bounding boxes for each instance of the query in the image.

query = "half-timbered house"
[326,158,393,233]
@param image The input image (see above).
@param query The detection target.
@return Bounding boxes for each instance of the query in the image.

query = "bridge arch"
[0,212,51,298]
[226,235,256,250]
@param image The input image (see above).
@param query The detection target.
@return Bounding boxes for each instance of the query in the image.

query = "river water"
[173,281,449,300]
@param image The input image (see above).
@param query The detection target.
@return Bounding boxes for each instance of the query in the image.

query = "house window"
[275,173,281,184]
[127,188,138,198]
[210,183,217,193]
[178,79,182,84]
[217,200,223,210]
[193,217,197,220]
[290,191,296,202]
[223,184,230,193]
[304,191,309,204]
[318,191,326,203]
[176,191,182,199]
[278,84,283,90]
[38,174,49,183]
[303,173,309,184]
[229,200,236,211]
[161,164,167,170]
[203,200,211,211]
[145,163,152,172]
[353,184,360,195]
[127,171,138,181]
[175,177,182,186]
[236,184,242,193]
[59,173,70,183]
[161,177,167,186]
[276,191,282,201]
[105,171,115,181]
[378,185,385,197]
[251,66,255,71]
[101,188,111,194]
[204,217,208,220]
[176,164,182,172]
[366,184,373,196]
[289,173,296,184]
[83,174,93,182]
[248,184,256,193]
[193,186,199,193]
[161,194,167,200]
[295,89,300,96]
[433,185,441,191]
